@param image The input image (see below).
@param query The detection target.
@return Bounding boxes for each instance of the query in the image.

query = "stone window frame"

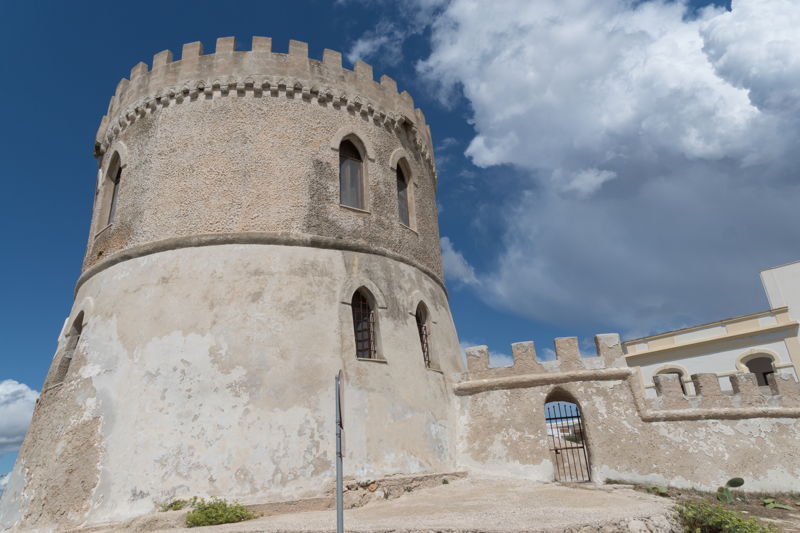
[415,301,432,369]
[389,148,417,231]
[736,350,779,386]
[339,278,387,363]
[45,310,87,391]
[95,143,128,238]
[331,128,374,214]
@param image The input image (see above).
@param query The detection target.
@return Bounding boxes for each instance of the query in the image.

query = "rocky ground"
[76,476,681,533]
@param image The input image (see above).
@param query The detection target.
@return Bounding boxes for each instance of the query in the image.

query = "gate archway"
[544,392,591,482]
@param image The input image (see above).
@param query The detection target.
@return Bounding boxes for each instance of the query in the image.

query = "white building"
[623,260,800,396]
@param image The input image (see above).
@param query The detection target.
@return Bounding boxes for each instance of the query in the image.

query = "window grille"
[397,166,410,226]
[339,140,364,209]
[352,291,376,359]
[416,304,431,368]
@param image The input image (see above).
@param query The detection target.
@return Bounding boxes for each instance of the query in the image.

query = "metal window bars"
[352,292,376,359]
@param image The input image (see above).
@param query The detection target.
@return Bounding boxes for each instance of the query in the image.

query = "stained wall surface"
[457,336,800,492]
[0,246,462,530]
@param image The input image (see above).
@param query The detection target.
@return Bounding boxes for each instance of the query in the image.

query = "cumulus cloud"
[0,380,38,455]
[345,0,448,64]
[441,237,479,286]
[421,0,800,334]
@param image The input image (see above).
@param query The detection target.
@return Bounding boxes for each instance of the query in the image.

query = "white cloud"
[344,0,449,64]
[0,380,38,455]
[419,0,800,335]
[441,237,479,286]
[347,21,406,65]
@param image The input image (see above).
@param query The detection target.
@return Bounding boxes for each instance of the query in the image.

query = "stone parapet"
[95,36,435,179]
[457,332,800,419]
[464,333,626,381]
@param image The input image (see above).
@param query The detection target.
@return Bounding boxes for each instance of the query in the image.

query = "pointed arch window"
[54,312,84,385]
[415,303,431,368]
[339,140,364,209]
[397,166,410,226]
[352,290,376,359]
[107,165,122,224]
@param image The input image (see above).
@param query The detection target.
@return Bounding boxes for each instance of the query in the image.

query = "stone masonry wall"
[457,334,800,492]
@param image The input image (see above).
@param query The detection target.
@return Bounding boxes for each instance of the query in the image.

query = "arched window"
[415,303,431,367]
[745,356,775,386]
[102,152,123,226]
[352,290,376,359]
[108,165,122,224]
[339,140,364,209]
[397,166,410,226]
[655,368,687,394]
[53,312,84,385]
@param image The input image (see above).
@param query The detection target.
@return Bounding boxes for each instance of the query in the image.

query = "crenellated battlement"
[95,36,435,176]
[456,332,800,420]
[464,333,627,381]
[649,371,800,413]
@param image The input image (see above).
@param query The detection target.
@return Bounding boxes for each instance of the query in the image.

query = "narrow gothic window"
[397,166,410,226]
[54,313,84,385]
[339,140,364,209]
[352,290,376,359]
[416,303,431,368]
[108,165,122,224]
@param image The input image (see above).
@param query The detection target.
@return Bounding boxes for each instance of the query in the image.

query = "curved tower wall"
[0,37,462,530]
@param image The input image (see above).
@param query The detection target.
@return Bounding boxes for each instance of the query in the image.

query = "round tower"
[0,36,463,530]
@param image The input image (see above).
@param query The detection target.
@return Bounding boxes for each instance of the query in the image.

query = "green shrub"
[185,498,255,528]
[677,502,778,533]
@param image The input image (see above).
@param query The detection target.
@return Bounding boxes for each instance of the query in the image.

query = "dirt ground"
[629,484,800,533]
[77,476,679,533]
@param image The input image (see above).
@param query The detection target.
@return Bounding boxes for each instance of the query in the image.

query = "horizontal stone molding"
[454,368,634,396]
[74,231,446,296]
[638,406,800,422]
[95,36,436,180]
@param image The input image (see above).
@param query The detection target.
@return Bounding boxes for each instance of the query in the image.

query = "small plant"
[442,478,449,485]
[159,498,194,512]
[761,498,795,511]
[677,502,778,533]
[184,498,255,528]
[716,477,745,504]
[404,486,413,492]
[646,485,669,497]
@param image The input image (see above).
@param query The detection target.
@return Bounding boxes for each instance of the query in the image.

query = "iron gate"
[545,402,591,482]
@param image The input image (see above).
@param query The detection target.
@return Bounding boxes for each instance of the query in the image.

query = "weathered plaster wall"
[0,246,462,530]
[457,335,800,492]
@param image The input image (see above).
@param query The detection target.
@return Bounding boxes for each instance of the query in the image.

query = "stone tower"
[0,37,463,530]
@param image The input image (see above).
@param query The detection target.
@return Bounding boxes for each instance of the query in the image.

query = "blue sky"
[4,0,800,475]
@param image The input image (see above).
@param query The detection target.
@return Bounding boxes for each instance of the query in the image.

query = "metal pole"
[335,370,344,533]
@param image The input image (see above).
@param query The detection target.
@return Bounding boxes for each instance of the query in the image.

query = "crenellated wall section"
[95,36,435,175]
[456,333,800,491]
